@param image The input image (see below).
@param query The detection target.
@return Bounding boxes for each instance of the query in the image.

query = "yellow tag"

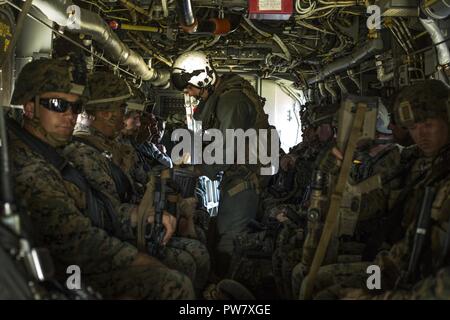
[399,100,415,126]
[70,83,85,96]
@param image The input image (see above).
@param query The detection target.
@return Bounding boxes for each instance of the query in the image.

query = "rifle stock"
[146,169,170,257]
[137,175,156,252]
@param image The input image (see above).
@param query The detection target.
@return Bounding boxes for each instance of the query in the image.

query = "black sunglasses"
[37,97,83,114]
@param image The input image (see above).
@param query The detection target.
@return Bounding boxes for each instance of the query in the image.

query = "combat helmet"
[11,55,88,105]
[84,71,132,112]
[393,79,450,128]
[309,102,340,128]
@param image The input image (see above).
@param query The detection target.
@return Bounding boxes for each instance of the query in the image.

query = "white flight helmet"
[171,51,217,91]
[376,100,392,134]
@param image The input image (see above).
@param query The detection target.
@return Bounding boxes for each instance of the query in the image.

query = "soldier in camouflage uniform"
[226,103,337,299]
[291,100,404,299]
[62,71,210,294]
[115,87,148,195]
[300,80,450,300]
[270,102,338,299]
[8,58,194,299]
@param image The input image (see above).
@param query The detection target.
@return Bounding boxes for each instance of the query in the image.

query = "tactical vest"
[73,136,134,204]
[202,73,271,132]
[6,118,125,238]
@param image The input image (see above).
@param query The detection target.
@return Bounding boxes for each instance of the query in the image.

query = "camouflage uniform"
[291,111,404,300]
[300,80,450,300]
[116,134,148,197]
[270,139,329,299]
[269,104,340,299]
[228,103,336,299]
[9,59,194,299]
[117,87,154,192]
[64,72,209,293]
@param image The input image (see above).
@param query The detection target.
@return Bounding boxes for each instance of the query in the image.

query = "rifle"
[300,96,378,299]
[302,170,328,268]
[338,174,383,237]
[402,186,436,285]
[145,169,170,257]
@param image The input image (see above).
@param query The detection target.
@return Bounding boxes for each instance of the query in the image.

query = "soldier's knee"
[175,250,198,282]
[161,269,196,300]
[187,240,211,270]
[162,246,197,282]
[291,263,307,299]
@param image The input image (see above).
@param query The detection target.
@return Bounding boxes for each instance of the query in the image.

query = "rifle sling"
[302,103,367,300]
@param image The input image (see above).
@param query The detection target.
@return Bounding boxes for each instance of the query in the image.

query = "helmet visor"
[171,72,190,91]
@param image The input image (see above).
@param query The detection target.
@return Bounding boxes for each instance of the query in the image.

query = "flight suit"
[193,73,270,276]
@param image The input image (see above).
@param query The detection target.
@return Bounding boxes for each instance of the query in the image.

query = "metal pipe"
[176,0,196,29]
[335,75,348,95]
[127,32,172,67]
[307,37,383,85]
[420,18,450,67]
[347,69,361,92]
[390,22,411,53]
[421,0,450,19]
[324,82,337,101]
[119,0,150,18]
[27,0,169,85]
[119,23,163,33]
[375,55,395,83]
[318,82,327,99]
[175,0,240,35]
[307,88,314,102]
[387,24,409,54]
[8,0,136,78]
[392,18,414,52]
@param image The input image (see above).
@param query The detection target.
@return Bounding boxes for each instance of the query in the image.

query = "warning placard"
[258,0,282,11]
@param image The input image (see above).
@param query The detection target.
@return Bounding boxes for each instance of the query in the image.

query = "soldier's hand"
[162,212,176,245]
[274,207,289,223]
[147,211,177,245]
